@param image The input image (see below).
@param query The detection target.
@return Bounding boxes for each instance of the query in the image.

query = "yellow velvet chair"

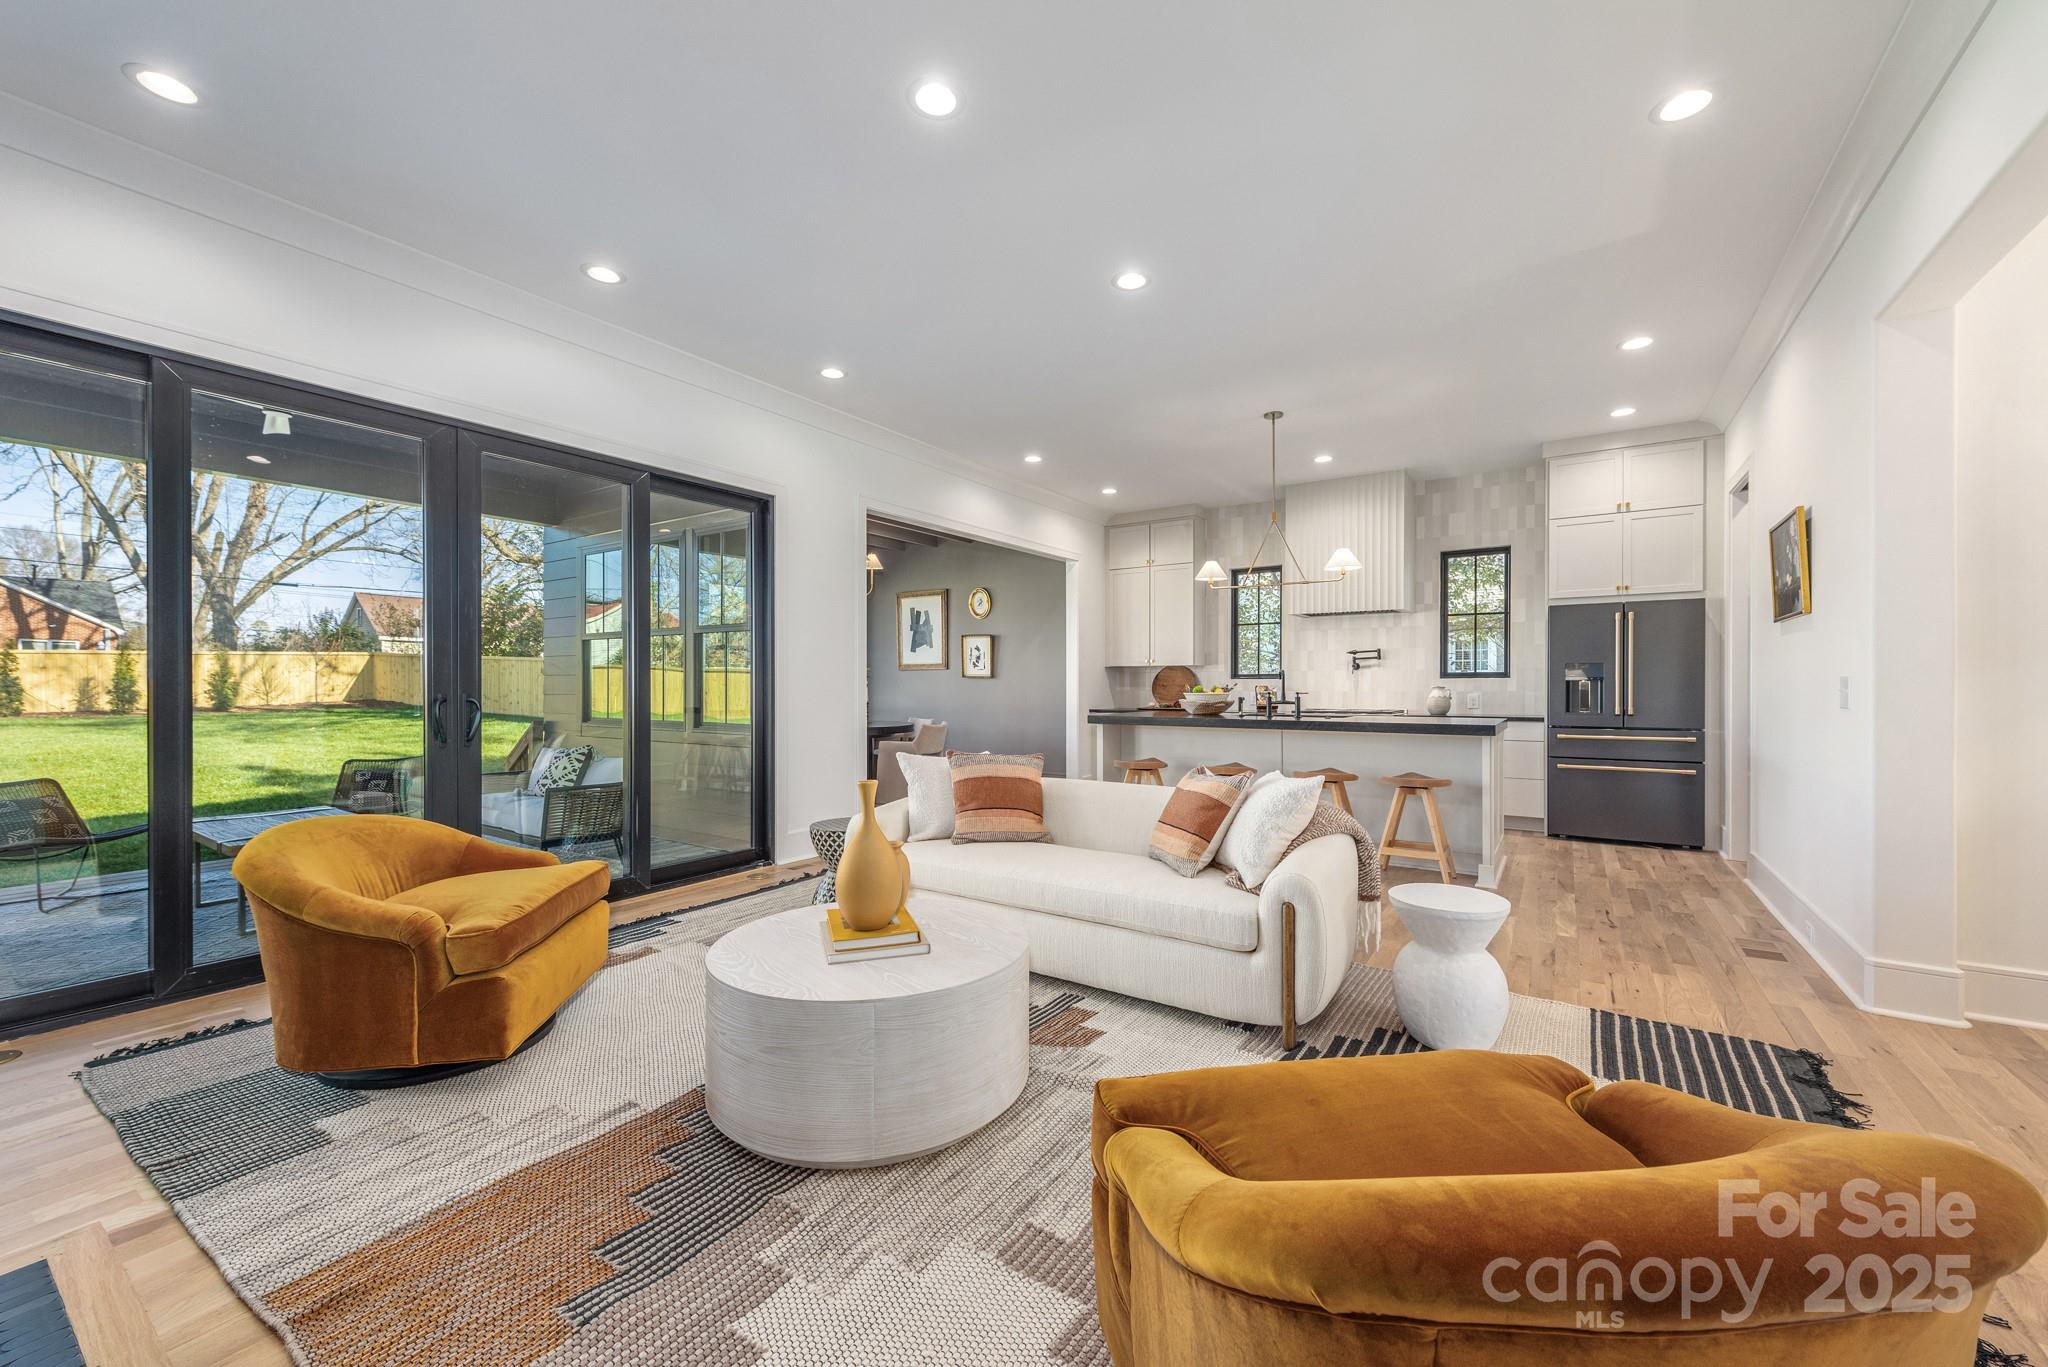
[233,814,610,1085]
[1092,1051,2047,1365]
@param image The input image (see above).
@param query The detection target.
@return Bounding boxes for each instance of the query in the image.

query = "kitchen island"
[1088,708,1510,888]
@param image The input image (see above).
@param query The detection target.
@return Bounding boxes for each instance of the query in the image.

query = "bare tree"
[3,444,418,646]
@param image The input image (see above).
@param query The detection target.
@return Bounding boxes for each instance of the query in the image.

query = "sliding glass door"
[0,310,771,1034]
[182,375,447,967]
[469,440,635,882]
[0,337,153,1022]
[648,482,764,881]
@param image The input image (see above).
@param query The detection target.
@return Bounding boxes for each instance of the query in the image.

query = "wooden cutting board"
[1150,665,1199,707]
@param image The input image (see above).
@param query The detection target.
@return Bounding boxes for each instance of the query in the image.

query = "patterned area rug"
[81,880,1878,1366]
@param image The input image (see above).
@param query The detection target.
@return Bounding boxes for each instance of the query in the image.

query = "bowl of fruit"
[1179,685,1234,716]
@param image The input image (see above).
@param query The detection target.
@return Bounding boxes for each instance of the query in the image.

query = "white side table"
[1389,882,1511,1050]
[704,895,1030,1167]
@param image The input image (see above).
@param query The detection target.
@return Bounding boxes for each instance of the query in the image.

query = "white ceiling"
[0,0,1913,506]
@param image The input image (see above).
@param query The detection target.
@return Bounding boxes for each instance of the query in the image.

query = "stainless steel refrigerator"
[1546,598,1705,847]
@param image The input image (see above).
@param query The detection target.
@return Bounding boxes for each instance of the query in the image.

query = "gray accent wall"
[866,540,1067,774]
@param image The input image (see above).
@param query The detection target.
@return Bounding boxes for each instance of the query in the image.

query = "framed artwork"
[961,633,994,678]
[1768,506,1812,622]
[967,585,994,619]
[896,588,948,669]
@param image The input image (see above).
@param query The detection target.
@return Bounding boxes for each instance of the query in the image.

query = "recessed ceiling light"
[583,264,623,284]
[819,366,846,380]
[1313,453,1334,464]
[911,80,959,119]
[1610,406,1637,418]
[1619,335,1654,351]
[1113,270,1149,292]
[1101,486,1118,496]
[1653,89,1714,123]
[124,65,198,105]
[1023,453,1042,464]
[246,453,272,465]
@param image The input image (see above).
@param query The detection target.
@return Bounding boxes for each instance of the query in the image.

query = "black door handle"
[430,694,448,745]
[465,697,483,743]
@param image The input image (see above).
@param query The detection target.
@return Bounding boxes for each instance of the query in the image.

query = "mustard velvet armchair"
[1092,1051,2047,1366]
[233,814,610,1085]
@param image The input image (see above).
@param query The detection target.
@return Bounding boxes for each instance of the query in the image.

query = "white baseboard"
[1744,854,1968,1028]
[1960,960,2048,1031]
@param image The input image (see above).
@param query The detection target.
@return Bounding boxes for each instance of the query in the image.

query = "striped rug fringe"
[82,1017,270,1068]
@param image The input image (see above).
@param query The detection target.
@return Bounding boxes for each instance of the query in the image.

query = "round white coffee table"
[704,895,1030,1167]
[1389,882,1512,1050]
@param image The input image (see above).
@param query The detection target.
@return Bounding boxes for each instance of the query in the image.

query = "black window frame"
[1440,546,1511,679]
[1229,565,1283,679]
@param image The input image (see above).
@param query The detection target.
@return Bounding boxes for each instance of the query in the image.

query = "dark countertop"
[1087,708,1508,737]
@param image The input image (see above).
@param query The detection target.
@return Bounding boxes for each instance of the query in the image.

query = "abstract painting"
[896,588,947,669]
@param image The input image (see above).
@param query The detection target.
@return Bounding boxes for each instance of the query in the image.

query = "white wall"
[1721,0,2048,1022]
[1954,210,2048,1025]
[0,98,1107,863]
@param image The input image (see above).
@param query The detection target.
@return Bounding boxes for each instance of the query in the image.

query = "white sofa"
[875,777,1368,1047]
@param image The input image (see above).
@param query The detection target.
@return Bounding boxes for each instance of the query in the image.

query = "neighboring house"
[344,591,424,653]
[0,572,127,650]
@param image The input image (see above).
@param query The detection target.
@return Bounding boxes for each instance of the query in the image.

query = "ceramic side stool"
[1389,882,1511,1049]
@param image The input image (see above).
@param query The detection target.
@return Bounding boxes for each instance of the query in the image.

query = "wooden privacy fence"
[8,650,545,715]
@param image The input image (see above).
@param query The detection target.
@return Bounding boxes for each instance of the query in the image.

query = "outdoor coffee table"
[192,805,345,935]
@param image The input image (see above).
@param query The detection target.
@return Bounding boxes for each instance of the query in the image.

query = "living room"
[3,3,2047,1364]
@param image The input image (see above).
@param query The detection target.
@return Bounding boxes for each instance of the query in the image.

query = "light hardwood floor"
[3,835,2042,1363]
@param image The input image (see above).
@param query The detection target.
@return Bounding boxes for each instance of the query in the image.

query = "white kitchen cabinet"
[1103,514,1207,666]
[1548,451,1625,519]
[1502,721,1546,822]
[1149,519,1196,566]
[1549,513,1627,598]
[1149,565,1195,664]
[1624,506,1704,594]
[1106,567,1151,666]
[1546,439,1706,600]
[1106,524,1153,571]
[1624,440,1705,512]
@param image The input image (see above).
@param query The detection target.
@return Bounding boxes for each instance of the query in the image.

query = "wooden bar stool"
[1291,767,1358,815]
[1377,772,1457,882]
[1204,762,1255,777]
[1115,758,1167,786]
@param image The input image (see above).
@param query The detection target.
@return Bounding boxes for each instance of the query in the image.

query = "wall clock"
[967,585,993,619]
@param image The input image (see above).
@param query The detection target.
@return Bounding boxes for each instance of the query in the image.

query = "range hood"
[1283,470,1417,615]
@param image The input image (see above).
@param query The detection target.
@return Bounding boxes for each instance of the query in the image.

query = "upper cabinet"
[1545,439,1705,599]
[1283,471,1417,615]
[1104,514,1207,666]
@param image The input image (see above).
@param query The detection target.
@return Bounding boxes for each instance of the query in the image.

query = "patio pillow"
[1147,766,1255,877]
[949,753,1051,844]
[1213,771,1325,888]
[896,752,956,841]
[531,744,593,793]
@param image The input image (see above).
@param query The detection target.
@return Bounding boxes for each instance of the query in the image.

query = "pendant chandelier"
[1195,411,1360,589]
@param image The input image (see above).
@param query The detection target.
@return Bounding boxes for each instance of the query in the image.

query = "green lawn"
[0,705,535,878]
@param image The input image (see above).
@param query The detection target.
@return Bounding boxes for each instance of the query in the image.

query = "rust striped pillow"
[1148,766,1255,877]
[948,752,1053,844]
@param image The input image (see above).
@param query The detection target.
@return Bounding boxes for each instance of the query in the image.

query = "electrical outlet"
[1838,676,1850,710]
[1465,691,1480,712]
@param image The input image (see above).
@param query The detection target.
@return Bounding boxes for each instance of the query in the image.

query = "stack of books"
[820,905,930,963]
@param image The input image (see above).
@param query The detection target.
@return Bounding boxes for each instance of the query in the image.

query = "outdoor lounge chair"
[330,756,422,815]
[0,777,148,913]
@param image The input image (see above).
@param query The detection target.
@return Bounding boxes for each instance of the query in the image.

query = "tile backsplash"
[1108,463,1548,717]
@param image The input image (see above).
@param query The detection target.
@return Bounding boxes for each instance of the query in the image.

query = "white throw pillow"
[1215,771,1326,887]
[897,752,956,840]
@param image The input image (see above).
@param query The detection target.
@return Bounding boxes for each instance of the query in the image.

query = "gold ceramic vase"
[837,778,907,931]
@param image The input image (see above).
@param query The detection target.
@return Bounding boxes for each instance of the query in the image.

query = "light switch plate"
[1838,676,1850,710]
[1465,691,1480,712]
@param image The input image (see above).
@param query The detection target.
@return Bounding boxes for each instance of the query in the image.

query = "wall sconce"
[865,551,883,595]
